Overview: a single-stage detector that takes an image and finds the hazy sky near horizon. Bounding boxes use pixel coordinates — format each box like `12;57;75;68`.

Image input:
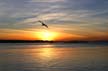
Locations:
0;0;108;40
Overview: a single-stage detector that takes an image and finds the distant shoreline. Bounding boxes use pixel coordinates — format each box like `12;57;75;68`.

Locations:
0;40;108;43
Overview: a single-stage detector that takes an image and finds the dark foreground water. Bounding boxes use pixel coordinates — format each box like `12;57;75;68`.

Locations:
0;43;108;71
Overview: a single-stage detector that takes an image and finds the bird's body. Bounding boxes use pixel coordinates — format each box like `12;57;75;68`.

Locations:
38;20;48;28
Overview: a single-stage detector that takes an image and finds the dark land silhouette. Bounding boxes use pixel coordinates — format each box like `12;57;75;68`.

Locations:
0;40;108;44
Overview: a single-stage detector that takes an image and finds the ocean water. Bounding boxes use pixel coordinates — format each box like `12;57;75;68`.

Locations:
0;43;108;71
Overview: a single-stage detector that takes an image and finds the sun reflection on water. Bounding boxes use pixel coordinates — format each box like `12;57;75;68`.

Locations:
31;47;60;67
26;46;79;68
40;48;54;58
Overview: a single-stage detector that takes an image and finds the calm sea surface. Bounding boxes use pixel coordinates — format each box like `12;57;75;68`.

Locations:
0;43;108;71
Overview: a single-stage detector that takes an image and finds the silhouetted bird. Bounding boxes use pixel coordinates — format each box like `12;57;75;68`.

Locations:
38;20;48;28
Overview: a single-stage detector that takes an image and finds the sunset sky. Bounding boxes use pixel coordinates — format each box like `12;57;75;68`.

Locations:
0;0;108;41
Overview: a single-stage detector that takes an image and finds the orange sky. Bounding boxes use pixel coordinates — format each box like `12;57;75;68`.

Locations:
0;29;108;41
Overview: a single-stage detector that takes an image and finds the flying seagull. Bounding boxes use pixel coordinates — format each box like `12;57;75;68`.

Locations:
38;20;48;28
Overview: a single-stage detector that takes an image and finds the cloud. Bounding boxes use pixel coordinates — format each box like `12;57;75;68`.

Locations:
0;0;108;40
29;0;66;3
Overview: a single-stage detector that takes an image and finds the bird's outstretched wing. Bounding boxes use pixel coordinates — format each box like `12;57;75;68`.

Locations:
38;20;48;28
43;24;48;28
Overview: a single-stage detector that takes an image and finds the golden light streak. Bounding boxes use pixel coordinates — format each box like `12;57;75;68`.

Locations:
35;30;58;41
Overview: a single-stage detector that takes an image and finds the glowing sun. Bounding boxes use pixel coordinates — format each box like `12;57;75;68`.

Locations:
36;31;57;41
